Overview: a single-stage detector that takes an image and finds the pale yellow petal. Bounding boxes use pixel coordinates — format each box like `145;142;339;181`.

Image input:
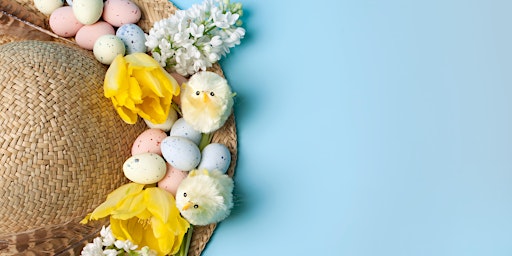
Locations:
125;52;161;69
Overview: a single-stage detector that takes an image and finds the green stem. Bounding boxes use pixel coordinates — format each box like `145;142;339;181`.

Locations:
176;225;194;256
199;133;213;151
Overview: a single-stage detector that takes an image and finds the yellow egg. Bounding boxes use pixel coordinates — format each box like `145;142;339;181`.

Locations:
93;35;125;65
72;0;103;25
123;153;167;184
34;0;64;15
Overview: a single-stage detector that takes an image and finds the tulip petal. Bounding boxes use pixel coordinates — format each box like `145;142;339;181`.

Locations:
153;68;180;96
144;188;172;223
111;191;146;220
104;54;128;98
89;183;144;220
113;103;138;124
125;52;161;69
132;69;165;97
137;97;167;124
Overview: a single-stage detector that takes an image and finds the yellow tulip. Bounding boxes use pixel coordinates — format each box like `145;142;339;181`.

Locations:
104;53;180;124
81;183;190;256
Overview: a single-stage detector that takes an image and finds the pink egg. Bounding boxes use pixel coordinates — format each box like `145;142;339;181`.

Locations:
49;6;83;37
158;164;188;197
103;0;142;27
75;21;115;50
131;128;168;156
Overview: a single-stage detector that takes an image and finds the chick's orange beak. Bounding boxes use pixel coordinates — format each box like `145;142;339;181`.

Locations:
202;93;209;103
182;202;193;211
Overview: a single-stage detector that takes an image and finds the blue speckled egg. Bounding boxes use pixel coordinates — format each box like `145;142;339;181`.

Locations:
170;118;202;145
161;136;201;171
116;24;147;55
197;143;231;173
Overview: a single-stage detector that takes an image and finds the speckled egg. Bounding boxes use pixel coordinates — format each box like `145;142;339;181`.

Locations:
161;136;201;171
116;24;147;55
123;153;167;184
34;0;64;15
49;6;83;37
170;118;202;145
75;21;115;50
131;128;168;156
73;0;104;25
93;34;125;64
144;107;178;132
197;143;231;173
103;0;142;27
158;164;188;196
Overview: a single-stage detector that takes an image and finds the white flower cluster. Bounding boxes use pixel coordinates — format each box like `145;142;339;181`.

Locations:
145;0;245;76
81;226;157;256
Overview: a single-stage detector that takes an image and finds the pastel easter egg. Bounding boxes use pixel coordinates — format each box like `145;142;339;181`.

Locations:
131;128;168;156
103;0;142;27
161;136;201;171
197;143;231;173
93;35;125;64
143;107;178;132
49;6;83;37
73;0;104;25
170;118;202;145
75;21;115;50
123;153;167;184
116;24;147;55
34;0;64;15
158;164;188;196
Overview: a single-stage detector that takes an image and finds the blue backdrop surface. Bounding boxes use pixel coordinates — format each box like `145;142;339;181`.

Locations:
171;0;512;255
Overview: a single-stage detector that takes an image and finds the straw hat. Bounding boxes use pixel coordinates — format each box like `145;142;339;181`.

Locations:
0;0;237;255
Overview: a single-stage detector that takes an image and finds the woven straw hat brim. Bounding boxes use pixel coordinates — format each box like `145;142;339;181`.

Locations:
0;0;238;255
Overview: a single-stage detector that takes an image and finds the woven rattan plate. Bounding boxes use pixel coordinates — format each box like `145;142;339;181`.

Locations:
0;0;237;255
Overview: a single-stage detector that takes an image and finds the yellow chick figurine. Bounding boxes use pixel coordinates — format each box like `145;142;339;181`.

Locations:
180;71;234;133
175;169;234;226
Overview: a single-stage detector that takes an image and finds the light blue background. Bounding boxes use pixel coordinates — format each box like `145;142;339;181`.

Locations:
172;0;512;255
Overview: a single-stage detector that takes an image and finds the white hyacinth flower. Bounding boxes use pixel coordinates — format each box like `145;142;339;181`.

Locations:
146;0;245;76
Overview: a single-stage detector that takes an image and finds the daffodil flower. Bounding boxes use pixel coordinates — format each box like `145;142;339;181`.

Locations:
104;53;180;124
81;183;190;256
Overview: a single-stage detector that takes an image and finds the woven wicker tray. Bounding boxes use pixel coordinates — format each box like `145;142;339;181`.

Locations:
0;0;237;255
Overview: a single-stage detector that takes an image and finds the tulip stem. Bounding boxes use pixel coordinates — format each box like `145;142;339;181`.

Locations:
177;225;194;256
199;133;213;151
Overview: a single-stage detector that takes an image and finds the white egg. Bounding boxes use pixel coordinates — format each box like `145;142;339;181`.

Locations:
123;153;167;184
143;107;178;132
161;136;201;171
197;143;231;173
116;24;147;55
72;0;103;25
170;118;202;145
34;0;64;15
93;35;125;65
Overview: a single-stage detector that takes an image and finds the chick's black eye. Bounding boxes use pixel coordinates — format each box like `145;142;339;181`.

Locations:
209;92;215;96
183;192;187;197
193;204;199;209
195;91;200;96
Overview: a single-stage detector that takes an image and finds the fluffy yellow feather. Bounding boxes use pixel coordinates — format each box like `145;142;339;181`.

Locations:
175;169;234;226
180;71;234;133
